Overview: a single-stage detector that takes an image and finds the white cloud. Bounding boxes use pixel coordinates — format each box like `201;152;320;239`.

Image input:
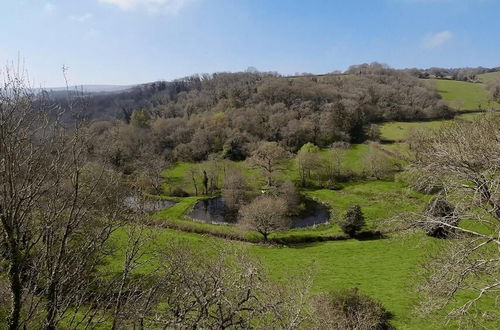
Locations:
421;30;453;50
69;13;94;22
98;0;195;14
44;3;56;13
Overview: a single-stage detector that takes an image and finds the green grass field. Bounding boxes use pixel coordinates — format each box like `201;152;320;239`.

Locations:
109;225;499;329
379;112;489;141
307;180;428;229
426;79;500;110
478;71;500;83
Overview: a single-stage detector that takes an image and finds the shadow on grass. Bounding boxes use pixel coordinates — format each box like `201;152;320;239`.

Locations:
271;234;348;247
283;230;387;248
354;230;387;241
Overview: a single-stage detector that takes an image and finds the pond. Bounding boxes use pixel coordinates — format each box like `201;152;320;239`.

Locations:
124;196;177;213
187;196;330;228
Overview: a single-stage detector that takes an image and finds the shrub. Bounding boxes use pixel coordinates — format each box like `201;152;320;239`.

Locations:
169;187;189;197
423;197;458;238
338;205;365;237
312;288;392;330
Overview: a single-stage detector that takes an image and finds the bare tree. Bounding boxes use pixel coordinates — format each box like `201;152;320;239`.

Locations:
366;123;381;141
247;142;289;187
0;68;126;329
221;168;251;211
110;225;158;330
297;142;322;187
277;180;301;215
238;195;291;240
321;144;348;186
363;143;395;179
398;115;500;323
487;78;500;103
148;240;311;329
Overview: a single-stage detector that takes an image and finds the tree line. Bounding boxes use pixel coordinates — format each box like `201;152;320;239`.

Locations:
75;63;454;170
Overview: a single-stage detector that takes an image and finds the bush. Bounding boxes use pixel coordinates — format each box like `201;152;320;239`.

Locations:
169;187;189;197
338;205;365;237
313;288;392;330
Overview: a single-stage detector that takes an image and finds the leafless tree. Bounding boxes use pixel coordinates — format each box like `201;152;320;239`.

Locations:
221;168;251;211
238;195;291;240
110;225;158;330
277;180;301;215
363;142;395;179
247;142;289;187
297;142;322;187
396;115;500;323
148;240;312;329
320;144;348;186
0;68;127;329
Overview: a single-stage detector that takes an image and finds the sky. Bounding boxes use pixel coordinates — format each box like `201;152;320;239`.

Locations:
0;0;499;87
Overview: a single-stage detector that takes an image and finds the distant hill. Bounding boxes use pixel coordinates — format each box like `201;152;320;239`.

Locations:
41;84;134;94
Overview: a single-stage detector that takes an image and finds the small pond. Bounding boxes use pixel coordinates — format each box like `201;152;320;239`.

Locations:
124;196;177;213
188;196;330;228
188;197;238;224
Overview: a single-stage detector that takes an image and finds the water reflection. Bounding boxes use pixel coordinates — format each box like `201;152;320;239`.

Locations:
188;196;330;228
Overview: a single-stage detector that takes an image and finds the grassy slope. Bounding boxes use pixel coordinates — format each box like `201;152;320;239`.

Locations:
380;78;499;141
307;181;428;229
253;233;438;329
379;112;487;142
428;79;500;110
108;225;437;327
478;71;500;83
110;225;498;329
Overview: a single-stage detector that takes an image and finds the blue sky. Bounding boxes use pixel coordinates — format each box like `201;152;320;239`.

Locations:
1;0;499;86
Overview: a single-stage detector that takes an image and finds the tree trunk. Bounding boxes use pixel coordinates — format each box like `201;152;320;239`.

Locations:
7;240;22;330
202;170;208;195
45;281;58;330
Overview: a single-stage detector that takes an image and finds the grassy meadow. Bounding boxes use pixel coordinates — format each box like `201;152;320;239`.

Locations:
426;78;500;110
478;71;500;83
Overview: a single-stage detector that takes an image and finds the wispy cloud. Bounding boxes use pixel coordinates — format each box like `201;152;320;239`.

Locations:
69;13;94;22
98;0;195;15
44;3;56;14
421;30;453;50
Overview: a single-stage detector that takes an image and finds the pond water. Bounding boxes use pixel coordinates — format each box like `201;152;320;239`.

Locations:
188;197;238;224
188;196;330;228
124;196;177;213
292;198;331;228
